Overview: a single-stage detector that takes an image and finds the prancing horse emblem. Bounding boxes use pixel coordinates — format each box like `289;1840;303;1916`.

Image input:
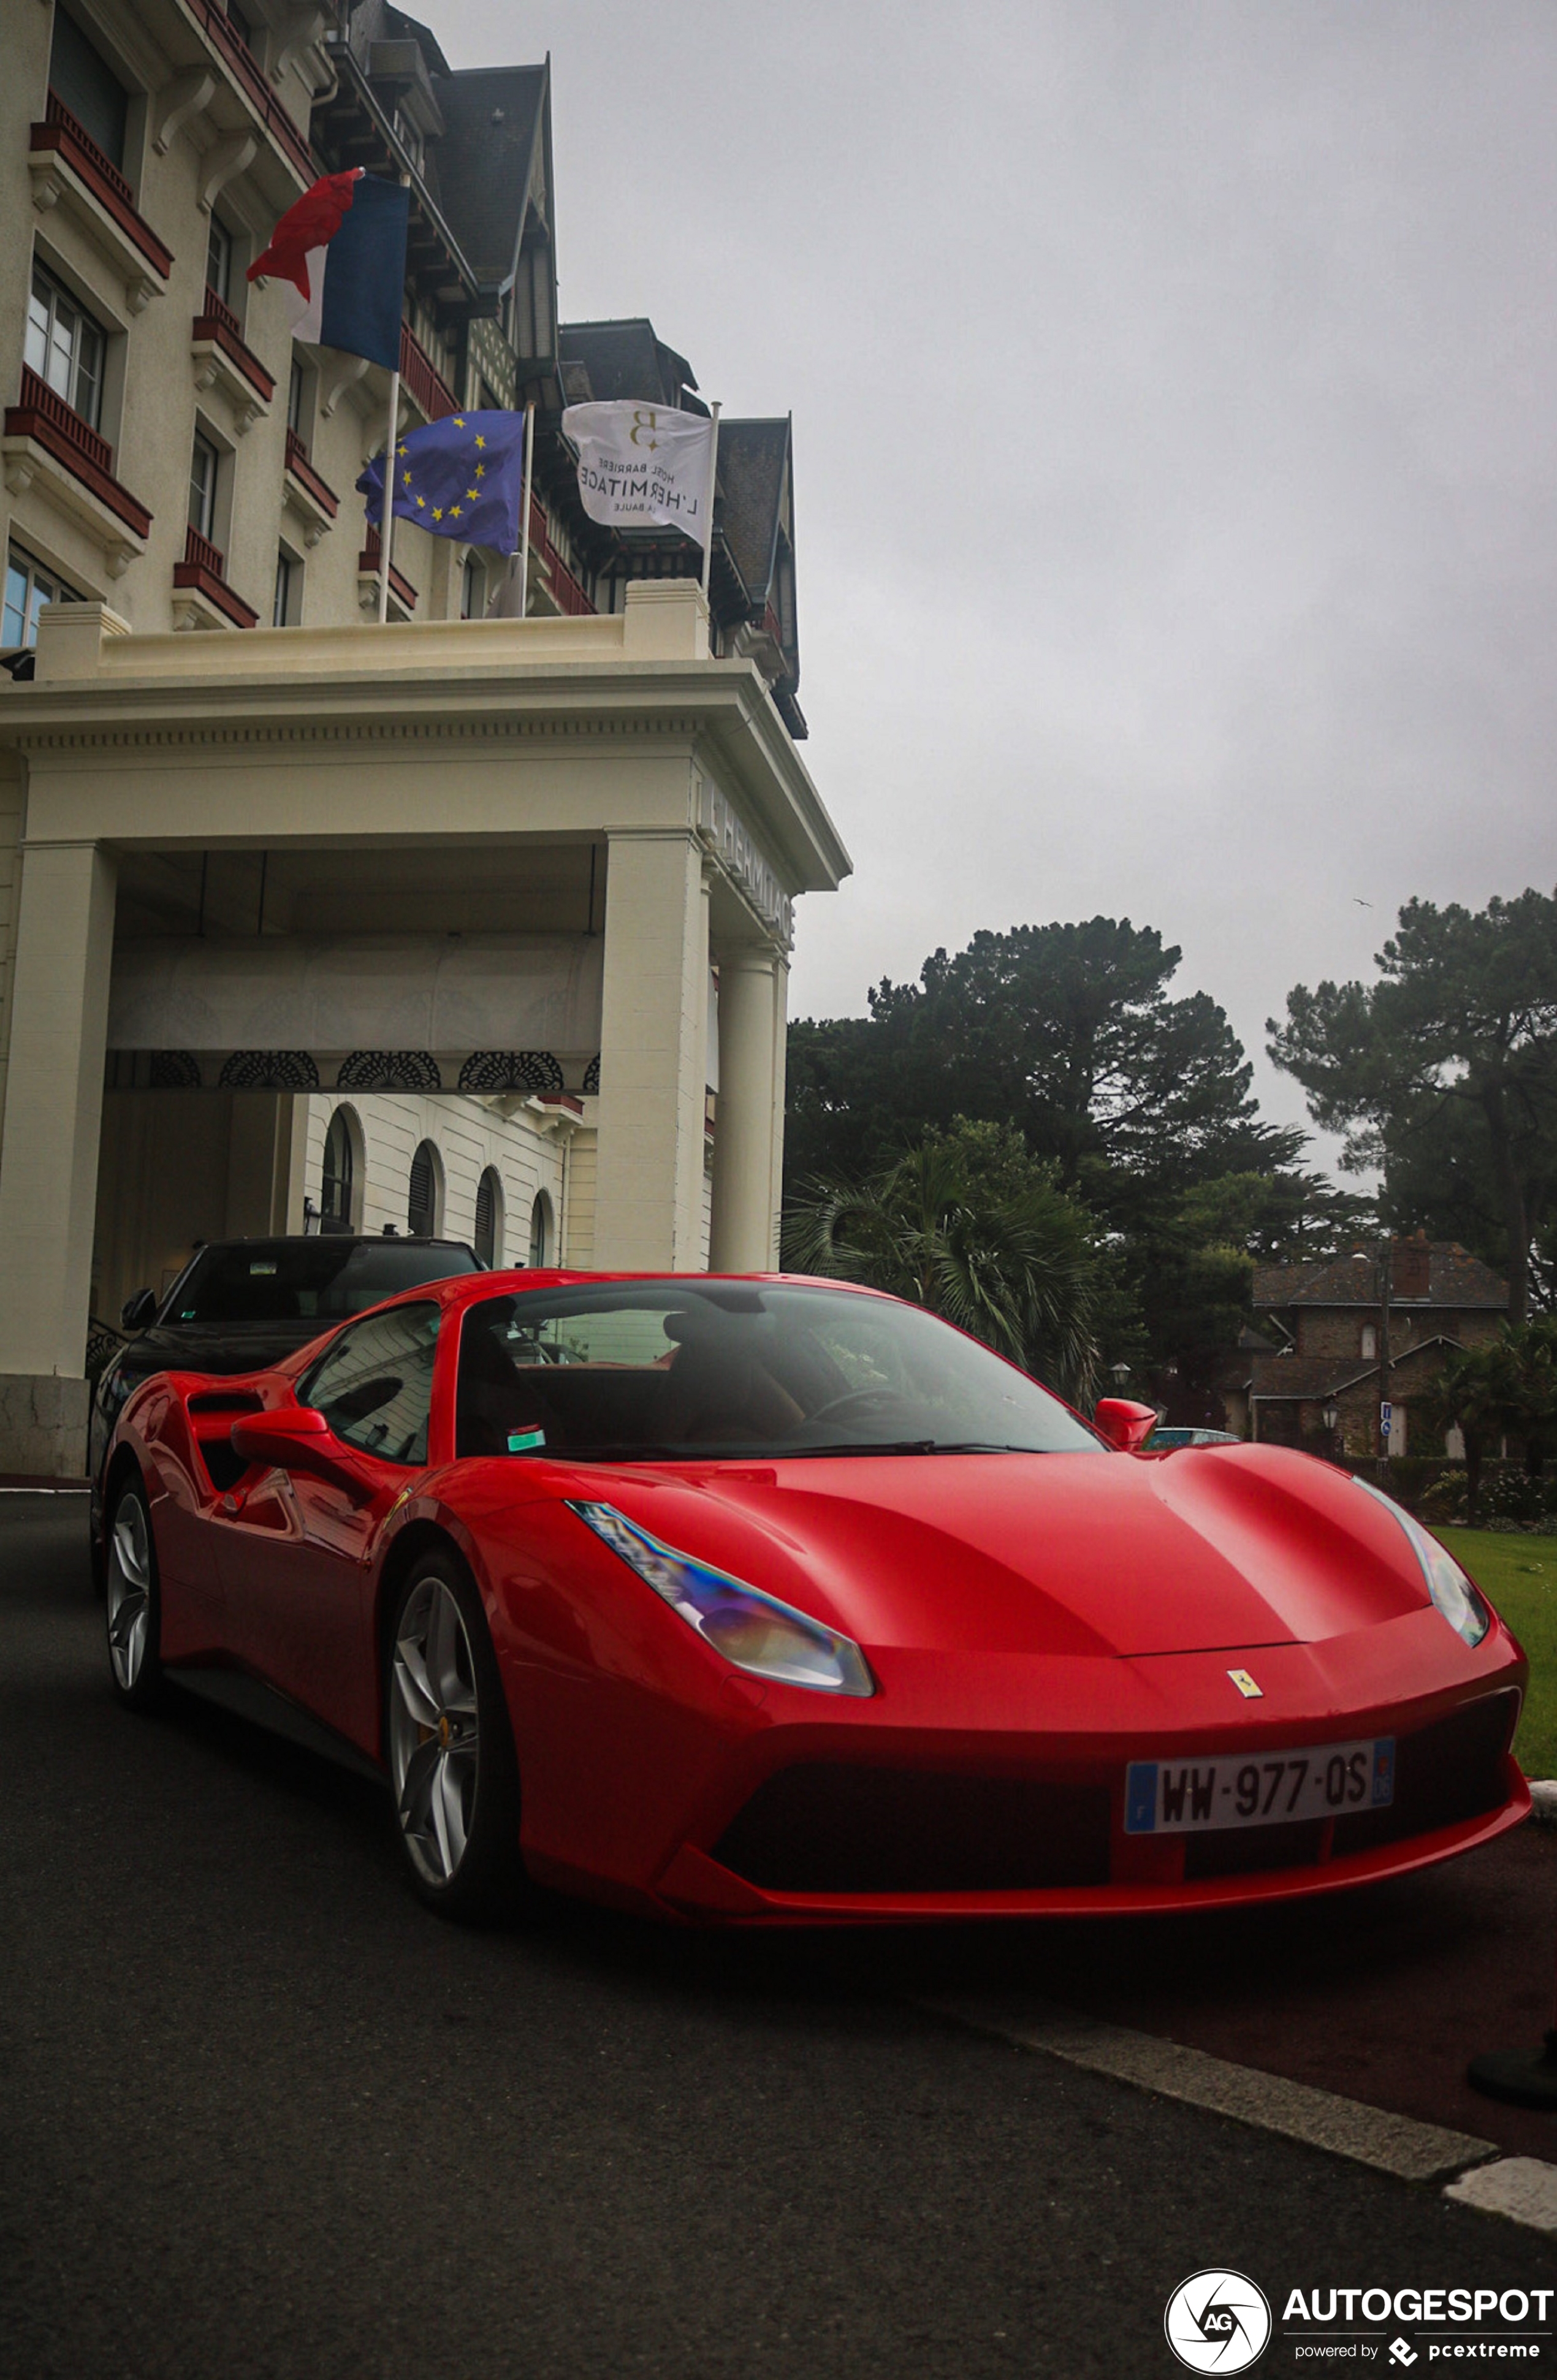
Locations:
1227;1668;1263;1698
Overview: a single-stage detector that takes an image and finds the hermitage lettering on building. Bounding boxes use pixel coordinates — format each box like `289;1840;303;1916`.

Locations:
0;0;848;1474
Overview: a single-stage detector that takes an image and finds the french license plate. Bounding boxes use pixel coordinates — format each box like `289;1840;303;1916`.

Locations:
1124;1737;1395;1835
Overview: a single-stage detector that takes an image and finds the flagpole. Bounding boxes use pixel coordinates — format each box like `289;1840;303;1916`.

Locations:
377;363;400;625
699;399;721;602
516;399;535;619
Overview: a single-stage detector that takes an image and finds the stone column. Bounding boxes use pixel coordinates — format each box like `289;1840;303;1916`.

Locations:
225;1094;308;1237
592;829;710;1270
0;840;118;1472
709;943;782;1274
767;950;790;1268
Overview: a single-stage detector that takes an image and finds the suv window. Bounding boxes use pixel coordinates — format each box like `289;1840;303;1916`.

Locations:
302;1304;440;1466
167;1239;476;1325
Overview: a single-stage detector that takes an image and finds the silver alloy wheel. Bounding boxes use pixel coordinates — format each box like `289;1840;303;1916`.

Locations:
389;1576;481;1886
106;1492;152;1690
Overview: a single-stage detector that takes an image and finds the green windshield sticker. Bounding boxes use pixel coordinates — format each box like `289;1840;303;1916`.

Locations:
507;1428;546;1453
249;1261;278;1276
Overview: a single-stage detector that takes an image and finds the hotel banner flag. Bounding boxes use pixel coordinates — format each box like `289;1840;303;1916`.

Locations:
561;400;717;545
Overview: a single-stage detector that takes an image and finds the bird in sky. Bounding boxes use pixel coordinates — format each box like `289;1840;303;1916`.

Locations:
1353;898;1372;908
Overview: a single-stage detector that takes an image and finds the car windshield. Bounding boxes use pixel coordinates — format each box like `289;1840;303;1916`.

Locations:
455;1280;1102;1461
167;1241;478;1326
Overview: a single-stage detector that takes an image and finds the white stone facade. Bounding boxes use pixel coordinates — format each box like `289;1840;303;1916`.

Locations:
0;585;847;1470
0;6;848;1472
295;1088;577;1266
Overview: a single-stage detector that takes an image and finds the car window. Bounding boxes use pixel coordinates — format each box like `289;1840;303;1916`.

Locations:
302;1303;441;1466
454;1280;1102;1461
167;1241;477;1325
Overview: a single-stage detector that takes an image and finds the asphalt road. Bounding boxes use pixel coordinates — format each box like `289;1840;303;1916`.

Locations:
5;1496;1557;2380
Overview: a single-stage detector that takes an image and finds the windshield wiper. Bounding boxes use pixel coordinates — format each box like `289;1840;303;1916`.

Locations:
784;1439;1037;1458
520;1439;1043;1464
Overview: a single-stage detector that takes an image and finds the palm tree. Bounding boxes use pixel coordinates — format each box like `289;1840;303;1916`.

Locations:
783;1128;1101;1402
1420;1323;1557;1519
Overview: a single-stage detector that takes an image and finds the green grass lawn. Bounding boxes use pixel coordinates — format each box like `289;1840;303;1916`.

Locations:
1439;1526;1557;1781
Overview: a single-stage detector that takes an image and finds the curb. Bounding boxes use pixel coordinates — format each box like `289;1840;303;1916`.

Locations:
912;1991;1557;2240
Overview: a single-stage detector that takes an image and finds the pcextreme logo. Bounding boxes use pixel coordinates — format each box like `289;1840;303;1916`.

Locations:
1165;2270;1273;2373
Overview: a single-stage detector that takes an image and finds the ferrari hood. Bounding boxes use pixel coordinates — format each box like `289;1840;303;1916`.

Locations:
593;1448;1431;1660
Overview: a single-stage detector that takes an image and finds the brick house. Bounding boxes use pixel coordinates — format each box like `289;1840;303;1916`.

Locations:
1226;1236;1509;1456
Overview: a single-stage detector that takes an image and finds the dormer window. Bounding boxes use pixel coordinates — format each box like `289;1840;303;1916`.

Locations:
394;107;424;170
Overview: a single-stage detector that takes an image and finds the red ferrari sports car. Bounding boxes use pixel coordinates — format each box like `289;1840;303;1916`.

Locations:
101;1268;1529;1925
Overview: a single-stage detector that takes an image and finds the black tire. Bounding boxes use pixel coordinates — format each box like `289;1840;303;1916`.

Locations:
105;1475;164;1711
384;1550;523;1923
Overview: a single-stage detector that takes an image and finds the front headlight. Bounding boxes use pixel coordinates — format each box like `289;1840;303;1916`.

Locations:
1353;1477;1491;1648
568;1501;875;1697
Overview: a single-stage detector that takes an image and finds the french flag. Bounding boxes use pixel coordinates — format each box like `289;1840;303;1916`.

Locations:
247;170;409;370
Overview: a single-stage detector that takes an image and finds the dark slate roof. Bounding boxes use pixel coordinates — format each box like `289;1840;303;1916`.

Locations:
428;64;548;284
558;319;705;413
1248;1335;1480;1401
1252;1260;1325;1306
1252;1242;1509;1311
1249;1355;1365;1401
717;417;788;610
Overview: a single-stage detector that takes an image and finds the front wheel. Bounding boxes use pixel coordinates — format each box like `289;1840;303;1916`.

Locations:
105;1477;163;1709
385;1553;523;1923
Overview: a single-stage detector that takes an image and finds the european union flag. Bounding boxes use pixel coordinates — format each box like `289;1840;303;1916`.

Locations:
357;409;527;551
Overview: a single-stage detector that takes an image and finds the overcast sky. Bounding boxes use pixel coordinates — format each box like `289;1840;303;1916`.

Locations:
450;1;1557;1163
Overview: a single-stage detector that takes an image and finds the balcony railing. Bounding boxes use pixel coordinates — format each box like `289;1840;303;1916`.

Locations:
192;284;275;402
359;528;417;611
31;94;173;279
398;322;458;424
179;0;314;181
173;522;258;628
284;427;338;518
528;494;594;617
183;525;224;577
3;365;152;537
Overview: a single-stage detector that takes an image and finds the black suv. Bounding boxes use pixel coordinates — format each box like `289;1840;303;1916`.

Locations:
89;1234;481;1530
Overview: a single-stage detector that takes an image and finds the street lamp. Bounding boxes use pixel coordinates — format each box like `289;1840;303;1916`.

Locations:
1111;1361;1132;1391
1321;1396;1339;1464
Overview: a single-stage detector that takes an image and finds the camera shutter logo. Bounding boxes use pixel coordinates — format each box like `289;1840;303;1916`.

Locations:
1164;2270;1272;2373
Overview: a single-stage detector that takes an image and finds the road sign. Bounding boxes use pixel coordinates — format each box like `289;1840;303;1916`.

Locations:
1380;1401;1393;1428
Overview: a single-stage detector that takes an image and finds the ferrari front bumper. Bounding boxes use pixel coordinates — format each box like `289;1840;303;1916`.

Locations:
636;1622;1530;1925
652;1761;1531;1923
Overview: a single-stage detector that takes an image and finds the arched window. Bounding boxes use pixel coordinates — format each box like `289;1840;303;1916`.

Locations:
321;1107;356;1234
408;1140;443;1238
528;1190;552;1268
473;1167;503;1267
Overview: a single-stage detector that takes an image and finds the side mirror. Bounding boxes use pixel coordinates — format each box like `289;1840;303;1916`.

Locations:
1093;1397;1159;1454
121;1288;157;1333
229;1404;362;1488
